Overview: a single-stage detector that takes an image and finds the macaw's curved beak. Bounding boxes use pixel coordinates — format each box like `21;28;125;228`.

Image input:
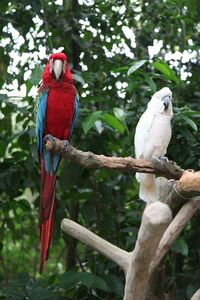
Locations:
162;96;171;110
52;59;64;80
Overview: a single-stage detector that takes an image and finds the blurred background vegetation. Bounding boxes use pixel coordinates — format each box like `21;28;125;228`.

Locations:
0;0;200;299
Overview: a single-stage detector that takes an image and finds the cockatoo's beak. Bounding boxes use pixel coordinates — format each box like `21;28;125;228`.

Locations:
162;96;171;110
50;59;66;80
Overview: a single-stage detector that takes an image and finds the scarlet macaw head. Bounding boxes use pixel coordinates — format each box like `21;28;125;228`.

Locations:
49;53;67;81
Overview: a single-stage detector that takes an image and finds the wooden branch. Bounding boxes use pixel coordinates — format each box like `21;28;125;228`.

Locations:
46;136;200;298
173;170;200;198
191;288;200;300
123;202;172;300
61;218;131;273
156;171;200;209
150;197;200;274
44;135;183;179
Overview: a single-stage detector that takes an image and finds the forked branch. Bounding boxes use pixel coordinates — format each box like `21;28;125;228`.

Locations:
61;218;131;273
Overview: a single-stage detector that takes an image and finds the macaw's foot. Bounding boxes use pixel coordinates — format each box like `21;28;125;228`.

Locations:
63;140;69;151
43;134;55;150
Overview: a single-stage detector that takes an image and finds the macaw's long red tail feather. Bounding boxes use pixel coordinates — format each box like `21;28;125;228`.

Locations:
39;158;57;273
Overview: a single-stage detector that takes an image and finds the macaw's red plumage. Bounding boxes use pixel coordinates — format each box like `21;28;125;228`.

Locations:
36;52;79;273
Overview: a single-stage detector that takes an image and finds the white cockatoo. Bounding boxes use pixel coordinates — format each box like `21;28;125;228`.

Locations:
134;87;173;202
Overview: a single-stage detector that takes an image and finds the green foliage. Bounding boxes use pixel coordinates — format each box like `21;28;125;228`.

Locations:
0;0;200;299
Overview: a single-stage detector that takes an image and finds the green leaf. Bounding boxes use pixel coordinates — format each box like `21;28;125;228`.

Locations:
58;271;80;289
171;238;188;257
182;115;198;131
82;111;103;134
127;60;147;76
72;73;85;85
101;113;125;134
30;66;43;85
112;66;129;73
144;74;157;92
79;272;108;291
60;162;84;190
58;271;108;292
103;274;124;296
0;140;7;157
152;60;180;83
113;107;126;122
29;286;59;300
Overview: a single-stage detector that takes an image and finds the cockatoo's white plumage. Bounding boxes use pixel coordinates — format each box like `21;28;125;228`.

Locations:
134;87;173;202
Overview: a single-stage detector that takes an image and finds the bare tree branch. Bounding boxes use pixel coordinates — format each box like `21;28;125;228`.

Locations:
150;197;200;275
44;135;183;179
123;202;172;300
61;218;131;273
46;135;200;298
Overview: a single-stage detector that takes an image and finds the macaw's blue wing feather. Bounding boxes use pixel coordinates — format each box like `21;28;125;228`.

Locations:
36;91;61;175
69;94;79;140
43;149;61;175
36;92;48;161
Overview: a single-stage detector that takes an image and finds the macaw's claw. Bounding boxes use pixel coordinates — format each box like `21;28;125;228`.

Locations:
43;134;55;150
63;140;69;151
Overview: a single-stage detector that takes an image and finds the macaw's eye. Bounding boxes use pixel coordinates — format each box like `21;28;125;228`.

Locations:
50;59;54;73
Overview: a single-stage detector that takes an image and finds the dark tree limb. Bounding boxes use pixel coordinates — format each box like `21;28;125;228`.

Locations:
44;135;183;179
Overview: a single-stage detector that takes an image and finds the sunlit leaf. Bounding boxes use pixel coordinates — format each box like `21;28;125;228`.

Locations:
72;73;85;85
113;107;126;122
82;111;103;134
101;113;125;134
152;59;180;83
127;60;147;76
181;115;198;131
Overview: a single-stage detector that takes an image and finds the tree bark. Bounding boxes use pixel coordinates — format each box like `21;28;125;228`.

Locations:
44;136;183;179
149;197;200;275
123;202;172;300
61;218;131;272
44;135;200;299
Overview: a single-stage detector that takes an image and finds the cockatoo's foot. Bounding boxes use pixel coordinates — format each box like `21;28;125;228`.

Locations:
151;156;160;163
63;140;69;151
152;156;169;163
159;156;169;163
43;134;55;150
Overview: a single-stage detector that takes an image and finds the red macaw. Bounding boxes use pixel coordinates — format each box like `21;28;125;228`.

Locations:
36;52;79;273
